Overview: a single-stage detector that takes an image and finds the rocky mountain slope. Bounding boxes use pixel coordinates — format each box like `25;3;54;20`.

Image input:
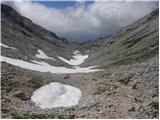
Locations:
1;4;78;68
1;4;159;119
81;9;158;69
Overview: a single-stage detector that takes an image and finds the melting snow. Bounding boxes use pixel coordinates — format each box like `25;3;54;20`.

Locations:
73;50;79;55
0;43;16;50
36;49;56;61
58;50;88;66
1;56;101;74
31;82;82;109
86;50;90;52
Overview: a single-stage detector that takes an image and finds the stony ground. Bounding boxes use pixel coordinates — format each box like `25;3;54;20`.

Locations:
1;55;158;119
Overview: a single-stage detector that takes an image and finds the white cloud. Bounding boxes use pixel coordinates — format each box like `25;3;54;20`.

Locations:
7;1;158;42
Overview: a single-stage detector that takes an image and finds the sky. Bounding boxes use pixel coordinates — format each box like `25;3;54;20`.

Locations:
33;1;94;9
2;0;159;42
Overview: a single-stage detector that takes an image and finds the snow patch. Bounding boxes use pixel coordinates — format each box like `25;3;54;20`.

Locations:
73;50;79;55
1;56;101;74
58;50;88;66
36;49;56;61
86;50;90;52
0;43;16;50
31;82;82;109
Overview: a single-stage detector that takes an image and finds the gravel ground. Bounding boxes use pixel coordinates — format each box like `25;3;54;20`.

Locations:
1;55;158;119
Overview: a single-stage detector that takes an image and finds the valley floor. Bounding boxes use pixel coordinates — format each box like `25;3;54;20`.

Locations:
1;55;158;119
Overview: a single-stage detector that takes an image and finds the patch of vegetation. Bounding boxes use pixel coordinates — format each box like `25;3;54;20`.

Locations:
56;114;76;119
94;82;118;95
128;107;136;112
145;101;159;118
134;97;143;103
149;102;159;110
64;74;70;79
105;34;159;68
1;107;9;114
25;76;44;89
30;114;49;119
132;83;138;89
57;114;65;119
123;35;145;48
11;113;49;119
106;91;117;96
110;41;158;66
122;30;157;48
92;78;97;81
11;112;76;119
21;30;32;38
101;73;112;79
152;88;158;98
118;74;134;85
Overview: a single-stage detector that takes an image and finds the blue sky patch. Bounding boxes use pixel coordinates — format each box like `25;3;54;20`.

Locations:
32;1;94;9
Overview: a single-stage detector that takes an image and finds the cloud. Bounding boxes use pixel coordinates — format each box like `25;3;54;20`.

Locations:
6;0;158;42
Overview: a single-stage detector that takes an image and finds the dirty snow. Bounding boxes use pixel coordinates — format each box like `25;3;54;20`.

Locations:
58;50;88;66
0;43;16;50
36;49;56;60
31;82;82;109
86;50;90;53
1;56;101;74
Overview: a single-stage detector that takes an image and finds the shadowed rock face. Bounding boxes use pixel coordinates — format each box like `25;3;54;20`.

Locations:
1;4;159;119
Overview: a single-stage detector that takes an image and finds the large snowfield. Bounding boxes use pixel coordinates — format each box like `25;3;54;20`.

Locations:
31;82;82;109
1;48;101;74
1;56;101;74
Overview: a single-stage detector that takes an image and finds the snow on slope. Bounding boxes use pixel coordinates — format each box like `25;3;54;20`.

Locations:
36;49;56;60
86;50;90;53
0;43;16;50
31;82;82;109
58;50;88;66
1;56;101;74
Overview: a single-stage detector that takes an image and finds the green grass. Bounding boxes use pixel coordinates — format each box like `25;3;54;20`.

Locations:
94;82;118;95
